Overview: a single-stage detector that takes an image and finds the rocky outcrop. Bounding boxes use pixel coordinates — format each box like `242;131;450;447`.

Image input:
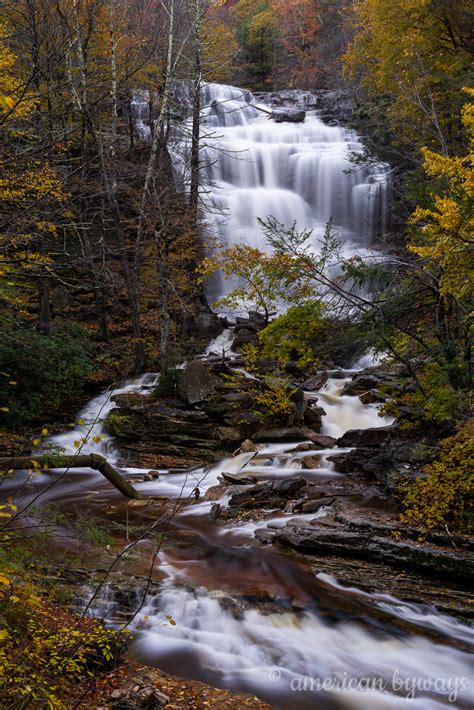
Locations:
272;512;474;583
176;360;220;405
316;90;355;125
105;396;223;465
336;424;398;448
105;344;326;466
330;426;441;492
232;312;267;349
303;402;326;430
253;88;355;124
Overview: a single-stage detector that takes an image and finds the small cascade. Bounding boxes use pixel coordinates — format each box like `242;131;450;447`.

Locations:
46;373;159;465
319;377;392;439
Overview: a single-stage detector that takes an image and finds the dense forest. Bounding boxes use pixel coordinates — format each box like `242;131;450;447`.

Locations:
0;1;473;707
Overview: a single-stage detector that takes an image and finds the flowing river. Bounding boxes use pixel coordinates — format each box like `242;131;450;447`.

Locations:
11;85;474;707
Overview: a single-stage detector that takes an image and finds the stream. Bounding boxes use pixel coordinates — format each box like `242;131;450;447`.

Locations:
13;336;473;709
12;85;474;707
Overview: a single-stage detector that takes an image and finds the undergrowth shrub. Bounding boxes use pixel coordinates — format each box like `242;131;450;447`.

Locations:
0;509;128;708
401;420;474;533
0;322;92;427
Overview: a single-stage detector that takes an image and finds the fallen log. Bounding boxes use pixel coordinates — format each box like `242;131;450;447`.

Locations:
0;453;141;500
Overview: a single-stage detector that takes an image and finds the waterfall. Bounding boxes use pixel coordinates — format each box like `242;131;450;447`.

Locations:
174;84;389;276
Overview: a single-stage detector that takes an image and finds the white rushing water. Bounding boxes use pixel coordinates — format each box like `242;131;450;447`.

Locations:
34;331;473;709
30;88;473;708
168;83;389;303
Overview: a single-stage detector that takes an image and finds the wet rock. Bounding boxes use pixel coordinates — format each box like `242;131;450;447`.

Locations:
221;472;258;485
309;434;336;449
291;442;313;452
254;427;312;443
228;477;307;509
300;455;321;469
177;360;220;405
236;439;257;454
274;515;474;582
271;108;306;123
359;390;381;404
329;433;441;492
342;374;381;396
336;424;398;448
316;90;355;125
300;496;336;513
302;371;329;391
303;403;325;431
254;528;275;545
105;396;222;464
143;473;158;481
209;503;221;523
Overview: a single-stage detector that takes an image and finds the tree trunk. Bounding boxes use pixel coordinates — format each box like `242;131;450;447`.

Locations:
189;45;201;215
38;272;51;335
1;454;141;500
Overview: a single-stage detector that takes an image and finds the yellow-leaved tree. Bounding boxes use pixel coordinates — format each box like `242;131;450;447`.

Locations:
343;0;472;154
409;90;474;301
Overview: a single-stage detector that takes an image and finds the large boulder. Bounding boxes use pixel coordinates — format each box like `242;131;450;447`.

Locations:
303;403;326;431
271;109;306;123
336;424;398;448
177;360;220;405
342;374;382;396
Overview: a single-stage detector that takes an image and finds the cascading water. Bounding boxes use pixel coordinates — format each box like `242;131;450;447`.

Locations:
17;88;472;708
170;83;389;304
13;330;472;708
